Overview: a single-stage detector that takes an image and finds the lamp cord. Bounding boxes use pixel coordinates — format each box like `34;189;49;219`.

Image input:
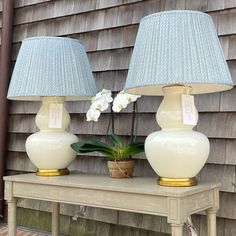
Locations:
186;216;198;236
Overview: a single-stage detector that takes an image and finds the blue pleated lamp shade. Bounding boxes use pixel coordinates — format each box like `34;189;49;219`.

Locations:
7;37;97;101
125;10;233;95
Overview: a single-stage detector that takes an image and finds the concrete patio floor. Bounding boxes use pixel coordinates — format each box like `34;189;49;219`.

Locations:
0;224;50;236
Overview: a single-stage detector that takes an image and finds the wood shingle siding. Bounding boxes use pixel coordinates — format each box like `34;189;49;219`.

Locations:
4;0;236;235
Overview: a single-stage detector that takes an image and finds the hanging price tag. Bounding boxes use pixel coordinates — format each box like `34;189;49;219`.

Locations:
48;103;63;128
181;94;197;125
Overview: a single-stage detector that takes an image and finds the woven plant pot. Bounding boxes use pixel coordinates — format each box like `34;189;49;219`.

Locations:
108;160;135;178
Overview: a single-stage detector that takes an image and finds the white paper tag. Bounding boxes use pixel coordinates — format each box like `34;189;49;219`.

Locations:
181;94;197;125
48;103;63;128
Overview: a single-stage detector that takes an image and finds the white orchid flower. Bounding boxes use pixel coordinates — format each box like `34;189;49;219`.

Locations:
91;98;109;112
112;93;129;111
101;89;111;95
112;103;123;112
93;89;112;100
112;91;141;112
126;93;141;102
99;89;113;103
118;90;141;102
86;108;101;122
91;89;113;112
93;91;103;100
112;95;128;112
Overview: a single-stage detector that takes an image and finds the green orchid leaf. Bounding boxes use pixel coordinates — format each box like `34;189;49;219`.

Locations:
110;133;123;147
72;140;112;151
122;141;145;158
71;141;117;160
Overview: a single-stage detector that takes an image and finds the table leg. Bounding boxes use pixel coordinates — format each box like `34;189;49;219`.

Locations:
206;209;217;236
7;199;16;236
171;223;183;236
52;202;60;236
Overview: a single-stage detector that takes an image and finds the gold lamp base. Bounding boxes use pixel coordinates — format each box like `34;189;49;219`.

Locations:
36;168;69;177
158;177;197;187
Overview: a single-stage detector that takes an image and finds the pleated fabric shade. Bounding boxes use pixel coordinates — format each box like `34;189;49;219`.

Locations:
125;10;233;95
7;36;97;101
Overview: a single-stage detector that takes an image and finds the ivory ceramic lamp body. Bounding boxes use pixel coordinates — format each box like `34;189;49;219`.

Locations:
7;37;97;176
125;11;233;186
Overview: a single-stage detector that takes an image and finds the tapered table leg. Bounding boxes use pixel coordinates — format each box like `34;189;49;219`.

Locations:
52;202;60;236
171;223;183;236
207;209;217;236
7;199;16;236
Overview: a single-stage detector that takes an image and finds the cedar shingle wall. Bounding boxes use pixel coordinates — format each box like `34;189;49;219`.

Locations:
4;0;236;235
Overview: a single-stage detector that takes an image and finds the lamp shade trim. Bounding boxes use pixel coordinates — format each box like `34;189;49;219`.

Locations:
7;36;97;101
125;83;233;95
125;10;233;95
140;10;211;23
23;36;85;46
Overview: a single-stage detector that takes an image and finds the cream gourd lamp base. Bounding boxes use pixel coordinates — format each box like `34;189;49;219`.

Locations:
26;97;78;176
125;11;233;186
145;85;209;186
7;37;97;176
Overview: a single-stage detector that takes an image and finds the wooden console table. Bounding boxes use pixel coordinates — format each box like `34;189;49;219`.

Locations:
4;172;220;236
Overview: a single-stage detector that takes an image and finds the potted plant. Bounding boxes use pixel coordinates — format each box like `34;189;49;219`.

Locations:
71;133;144;178
71;89;144;178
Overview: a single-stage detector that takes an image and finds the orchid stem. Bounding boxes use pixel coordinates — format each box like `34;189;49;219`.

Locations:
130;101;136;143
111;107;115;134
111;92;115;134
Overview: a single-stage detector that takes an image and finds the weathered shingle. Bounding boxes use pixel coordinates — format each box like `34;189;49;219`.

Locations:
207;0;225;11
185;0;207;11
218;8;236;35
14;0;51;8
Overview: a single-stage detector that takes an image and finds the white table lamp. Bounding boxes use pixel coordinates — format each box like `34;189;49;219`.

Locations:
125;11;233;186
7;37;97;176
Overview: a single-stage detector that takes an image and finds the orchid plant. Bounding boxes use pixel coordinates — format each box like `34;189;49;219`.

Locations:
71;89;145;161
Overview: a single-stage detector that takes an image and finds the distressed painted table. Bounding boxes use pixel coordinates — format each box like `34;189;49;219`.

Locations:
4;172;220;236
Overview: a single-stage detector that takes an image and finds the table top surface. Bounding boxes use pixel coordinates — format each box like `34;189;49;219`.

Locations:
4;172;220;197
